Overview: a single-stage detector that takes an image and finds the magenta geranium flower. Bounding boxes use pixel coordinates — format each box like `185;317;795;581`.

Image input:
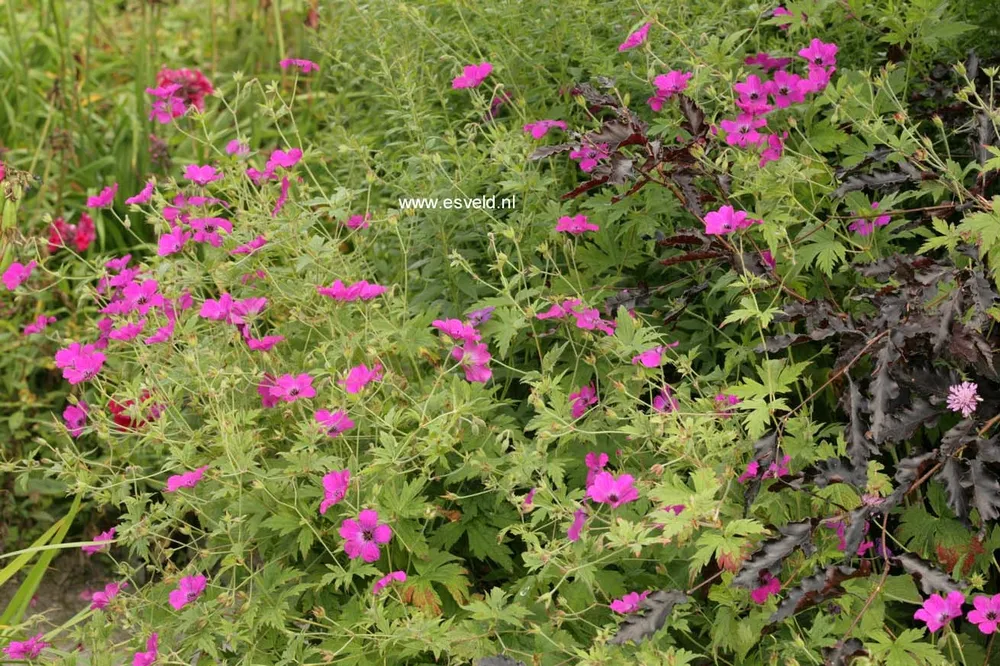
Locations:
199;293;235;322
157;67;214;112
451;341;493;383
744;52;792;71
271;373;316;402
610;590;650;613
798;38;838;68
523;120;568;139
523;488;537;509
750;572;781;604
569;383;598;419
648;71;693;111
556;214;599;235
967;594;1000;634
947;381;982;417
759;133;786;167
653;386;679;413
258;373;280;408
90;581;128;610
272;176;292;217
122;279;165;315
587;471;639;508
318;280;387;302
720;114;768;148
110;320;147;342
226;139;250;156
266;147;303;172
339;509;392;562
147;83;186;123
345;213;371;229
567;507;588;541
733;74;771;115
738;460;760;483
280;58;320;73
86;183;118;208
569;143;610;172
125;179;156;205
189;217;232;246
618;22;651;52
585;451;609;486
451;62;492;89
767;71;807;108
631;346;665;368
83;527;116;555
432;318;481;343
3;633;50;660
158;226;192;256
372;570;407;596
63;401;89;438
848;201;892;236
703;205;760;235
184;164;222;186
320;469;351;514
245;334;284;351
168;574;207;610
3;260;36;290
914;591;965;632
133;633;159;666
55;342;106;384
339;363;384;394
23;314;56;336
165;466;209;493
231;235;267;255
772;6;794;28
536;298;582;320
316;409;355;438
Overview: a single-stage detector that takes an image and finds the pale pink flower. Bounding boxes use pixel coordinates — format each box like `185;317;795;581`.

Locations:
947;381;982;418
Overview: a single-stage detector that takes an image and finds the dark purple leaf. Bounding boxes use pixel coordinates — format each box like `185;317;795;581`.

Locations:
733;520;815;589
969;460;1000;521
529;143;577;160
768;564;863;624
677;94;705;137
868;341;901;444
894;552;964;595
822;638;867;666
608;590;689;645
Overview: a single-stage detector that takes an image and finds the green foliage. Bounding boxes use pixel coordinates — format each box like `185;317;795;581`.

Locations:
2;0;1000;664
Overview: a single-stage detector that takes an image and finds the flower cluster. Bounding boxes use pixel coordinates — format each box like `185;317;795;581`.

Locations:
536;298;616;336
47;213;96;253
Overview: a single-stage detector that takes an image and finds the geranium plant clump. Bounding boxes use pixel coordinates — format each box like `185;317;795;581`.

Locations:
3;0;1000;664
